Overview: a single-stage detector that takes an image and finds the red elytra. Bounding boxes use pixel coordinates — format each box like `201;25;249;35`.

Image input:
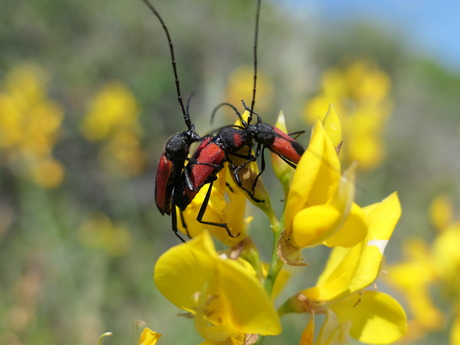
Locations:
155;154;173;215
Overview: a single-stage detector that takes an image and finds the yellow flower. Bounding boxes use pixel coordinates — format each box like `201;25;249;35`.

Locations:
430;194;454;232
81;81;147;176
385;238;443;342
301;192;401;300
279;119;366;264
81;82;139;141
79;213;132;256
225;66;274;114
270;111;296;197
177;166;251;247
304;60;392;170
386;195;460;343
432;222;460;296
0;64;65;188
154;232;281;343
282;193;405;344
30;157;65;188
101;129;147;176
138;328;162;345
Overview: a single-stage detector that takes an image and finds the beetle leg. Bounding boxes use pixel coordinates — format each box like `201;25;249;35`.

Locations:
275;153;297;168
229;151;264;203
251;145;266;194
179;209;191;238
288;130;305;139
171;203;187;242
196;180;239;238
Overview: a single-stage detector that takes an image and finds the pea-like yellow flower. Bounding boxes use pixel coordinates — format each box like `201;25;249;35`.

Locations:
301;192;401;301
282;192;406;344
304;60;392;171
154;231;281;343
279;118;366;264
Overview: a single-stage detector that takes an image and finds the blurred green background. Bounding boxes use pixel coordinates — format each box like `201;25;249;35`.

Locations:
1;0;459;344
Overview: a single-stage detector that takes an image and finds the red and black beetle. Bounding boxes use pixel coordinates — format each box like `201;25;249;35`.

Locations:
170;100;306;238
170;126;256;238
146;0;305;241
210;100;305;194
142;0;203;218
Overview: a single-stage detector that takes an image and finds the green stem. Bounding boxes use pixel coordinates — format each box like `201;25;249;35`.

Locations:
264;211;284;296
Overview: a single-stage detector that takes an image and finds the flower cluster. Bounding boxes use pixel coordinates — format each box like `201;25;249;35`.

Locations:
304;60;393;170
385;194;460;345
143;109;406;344
0;64;65;188
81;81;147;177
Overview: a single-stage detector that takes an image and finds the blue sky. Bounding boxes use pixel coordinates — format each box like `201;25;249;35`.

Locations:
280;0;460;71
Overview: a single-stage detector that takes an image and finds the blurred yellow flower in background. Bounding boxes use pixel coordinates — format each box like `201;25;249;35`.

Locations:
0;64;65;188
304;60;392;170
386;194;460;344
81;81;147;176
79;212;132;256
225;66;274;114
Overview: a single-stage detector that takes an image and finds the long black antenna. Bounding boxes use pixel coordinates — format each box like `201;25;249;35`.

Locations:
248;0;262;125
142;0;194;131
210;102;246;127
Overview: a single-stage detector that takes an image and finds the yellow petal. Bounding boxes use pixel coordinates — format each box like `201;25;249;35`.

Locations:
299;314;315;345
289;162;356;249
285;121;341;236
271;110;295;196
138;328;162;345
154;232;218;313
302;192;401;300
324;202;367;247
178;167;248;246
154;232;280;340
451;315;460;345
322;105;342;151
329;291;407;344
195;258;281;339
362;191;401;243
291;204;342;248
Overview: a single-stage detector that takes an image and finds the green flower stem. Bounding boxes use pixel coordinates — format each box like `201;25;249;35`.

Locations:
264;210;284;296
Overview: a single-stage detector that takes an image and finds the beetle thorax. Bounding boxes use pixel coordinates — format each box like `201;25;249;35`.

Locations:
216;127;251;153
247;122;276;146
164;131;193;160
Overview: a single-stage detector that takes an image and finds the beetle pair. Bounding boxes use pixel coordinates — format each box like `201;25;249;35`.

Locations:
145;0;305;241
